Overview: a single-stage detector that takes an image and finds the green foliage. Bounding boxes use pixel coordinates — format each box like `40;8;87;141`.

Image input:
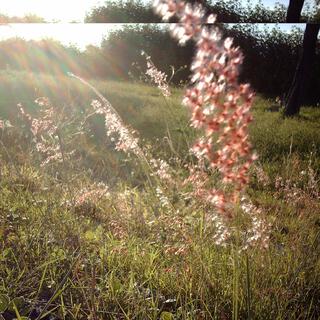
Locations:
0;155;319;318
0;71;319;164
0;295;9;313
250;101;320;162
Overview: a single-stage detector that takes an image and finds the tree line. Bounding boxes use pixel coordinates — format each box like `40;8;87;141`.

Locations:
85;0;319;23
1;0;318;23
85;0;320;117
0;25;319;109
0;13;46;23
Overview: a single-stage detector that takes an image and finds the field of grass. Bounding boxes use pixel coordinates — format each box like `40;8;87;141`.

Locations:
0;71;320;319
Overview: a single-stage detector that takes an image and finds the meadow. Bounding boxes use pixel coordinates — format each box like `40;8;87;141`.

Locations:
0;66;319;320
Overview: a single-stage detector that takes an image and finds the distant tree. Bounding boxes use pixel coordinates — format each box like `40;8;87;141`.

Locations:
0;37;87;76
0;13;46;23
97;25;193;80
85;0;161;22
284;23;320;116
192;0;316;22
187;0;242;22
223;25;303;96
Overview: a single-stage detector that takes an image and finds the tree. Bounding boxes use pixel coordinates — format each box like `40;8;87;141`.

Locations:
85;0;161;22
286;0;305;22
284;23;320;116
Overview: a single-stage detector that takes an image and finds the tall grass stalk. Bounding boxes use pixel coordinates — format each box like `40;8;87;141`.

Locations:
56;129;74;206
245;253;252;320
69;73;156;184
232;246;239;320
232;210;241;320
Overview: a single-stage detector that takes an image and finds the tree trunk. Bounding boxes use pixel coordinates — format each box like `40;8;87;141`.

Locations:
284;23;320;117
286;0;305;22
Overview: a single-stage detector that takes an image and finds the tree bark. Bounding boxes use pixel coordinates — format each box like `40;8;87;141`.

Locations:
284;23;320;117
286;0;305;22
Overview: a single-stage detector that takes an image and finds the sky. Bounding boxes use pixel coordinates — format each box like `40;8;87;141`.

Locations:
0;0;104;22
0;0;299;22
0;23;306;51
0;24;119;50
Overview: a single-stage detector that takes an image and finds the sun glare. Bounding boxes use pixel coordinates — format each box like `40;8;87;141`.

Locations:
0;24;120;50
0;0;104;22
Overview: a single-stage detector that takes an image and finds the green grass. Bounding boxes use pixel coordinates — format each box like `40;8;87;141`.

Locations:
1;70;320;162
0;71;319;319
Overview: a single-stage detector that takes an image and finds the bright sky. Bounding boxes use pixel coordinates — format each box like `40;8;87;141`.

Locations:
9;1;130;21
0;24;121;50
0;0;308;22
0;0;104;22
0;0;101;22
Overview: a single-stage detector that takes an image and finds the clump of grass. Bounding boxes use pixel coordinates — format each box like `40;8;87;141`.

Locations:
0;158;319;319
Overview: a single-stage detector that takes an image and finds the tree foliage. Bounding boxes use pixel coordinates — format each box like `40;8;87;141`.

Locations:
84;0;319;22
85;0;161;22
